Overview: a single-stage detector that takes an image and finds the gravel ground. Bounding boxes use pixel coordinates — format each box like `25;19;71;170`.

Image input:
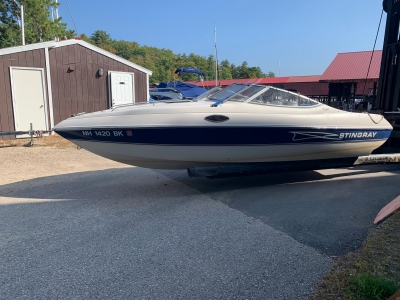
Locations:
0;146;332;299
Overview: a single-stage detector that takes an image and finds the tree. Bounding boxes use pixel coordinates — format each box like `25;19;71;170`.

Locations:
247;66;265;78
85;30;275;85
90;30;112;46
266;71;275;78
219;60;232;80
112;40;139;60
79;33;91;43
206;54;216;80
0;0;75;48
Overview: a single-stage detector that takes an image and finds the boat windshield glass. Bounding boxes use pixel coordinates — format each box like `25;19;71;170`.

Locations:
227;85;265;102
250;87;319;107
208;83;250;102
194;86;223;101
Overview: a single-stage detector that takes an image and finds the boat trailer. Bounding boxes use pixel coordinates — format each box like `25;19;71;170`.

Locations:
187;153;400;178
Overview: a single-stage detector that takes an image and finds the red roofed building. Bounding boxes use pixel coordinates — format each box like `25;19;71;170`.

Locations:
282;76;328;100
320;50;382;83
320;50;381;110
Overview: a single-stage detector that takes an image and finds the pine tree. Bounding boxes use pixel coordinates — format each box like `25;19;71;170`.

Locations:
0;0;75;48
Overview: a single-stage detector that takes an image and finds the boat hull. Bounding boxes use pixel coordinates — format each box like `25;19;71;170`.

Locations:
57;126;391;169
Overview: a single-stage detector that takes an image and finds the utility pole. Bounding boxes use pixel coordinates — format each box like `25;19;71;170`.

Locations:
214;26;217;87
21;5;25;45
278;61;280;77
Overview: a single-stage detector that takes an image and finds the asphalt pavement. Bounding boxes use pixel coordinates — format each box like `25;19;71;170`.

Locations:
159;163;400;256
1;163;399;299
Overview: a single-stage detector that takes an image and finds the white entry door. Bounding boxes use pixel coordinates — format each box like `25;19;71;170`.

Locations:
109;71;135;106
10;67;48;137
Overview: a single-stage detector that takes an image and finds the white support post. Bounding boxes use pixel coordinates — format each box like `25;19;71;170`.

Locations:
45;47;55;130
214;26;217;87
146;73;150;102
21;5;25;45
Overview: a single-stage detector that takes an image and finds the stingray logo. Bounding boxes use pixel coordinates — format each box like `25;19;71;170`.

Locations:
291;131;379;141
339;132;377;139
290;131;341;141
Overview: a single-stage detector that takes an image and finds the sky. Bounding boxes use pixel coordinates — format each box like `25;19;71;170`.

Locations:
58;0;386;77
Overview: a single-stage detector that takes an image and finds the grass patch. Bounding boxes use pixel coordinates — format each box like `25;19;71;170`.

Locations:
311;212;400;299
0;134;75;148
347;273;399;299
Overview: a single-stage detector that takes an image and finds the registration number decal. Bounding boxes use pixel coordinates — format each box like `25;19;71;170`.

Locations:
82;130;124;137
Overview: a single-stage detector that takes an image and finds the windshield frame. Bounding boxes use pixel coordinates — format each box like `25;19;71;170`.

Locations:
245;86;321;107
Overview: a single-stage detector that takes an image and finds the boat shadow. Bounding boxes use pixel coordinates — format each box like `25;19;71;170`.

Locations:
1;163;399;202
0;167;197;201
157;163;400;194
159;163;400;256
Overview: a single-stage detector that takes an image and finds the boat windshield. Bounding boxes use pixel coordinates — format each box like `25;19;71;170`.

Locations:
193;86;223;101
204;83;320;107
250;87;319;107
228;85;265;102
209;83;250;102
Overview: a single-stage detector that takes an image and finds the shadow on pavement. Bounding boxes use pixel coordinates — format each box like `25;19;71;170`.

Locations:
1;163;400;257
158;163;400;256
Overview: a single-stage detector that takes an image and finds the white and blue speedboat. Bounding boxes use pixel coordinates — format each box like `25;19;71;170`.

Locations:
54;84;392;170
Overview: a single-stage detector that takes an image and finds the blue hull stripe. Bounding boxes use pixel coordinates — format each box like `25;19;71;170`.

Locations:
55;127;392;146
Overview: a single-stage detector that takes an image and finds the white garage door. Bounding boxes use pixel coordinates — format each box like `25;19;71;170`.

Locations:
10;67;48;136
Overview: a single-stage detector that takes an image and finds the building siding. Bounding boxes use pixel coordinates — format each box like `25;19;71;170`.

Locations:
282;82;329;97
1;43;150;140
49;44;148;125
0;48;49;140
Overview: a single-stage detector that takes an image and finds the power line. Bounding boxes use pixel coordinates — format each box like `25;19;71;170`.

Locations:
363;9;384;95
64;0;78;36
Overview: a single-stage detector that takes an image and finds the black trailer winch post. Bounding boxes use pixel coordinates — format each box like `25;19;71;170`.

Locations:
0;123;53;145
28;123;34;147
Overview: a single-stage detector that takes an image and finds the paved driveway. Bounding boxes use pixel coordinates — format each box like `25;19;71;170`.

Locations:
1;148;399;299
159;163;400;256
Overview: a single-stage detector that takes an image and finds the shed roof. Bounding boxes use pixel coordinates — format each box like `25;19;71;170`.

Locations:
0;38;152;75
320;50;381;83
